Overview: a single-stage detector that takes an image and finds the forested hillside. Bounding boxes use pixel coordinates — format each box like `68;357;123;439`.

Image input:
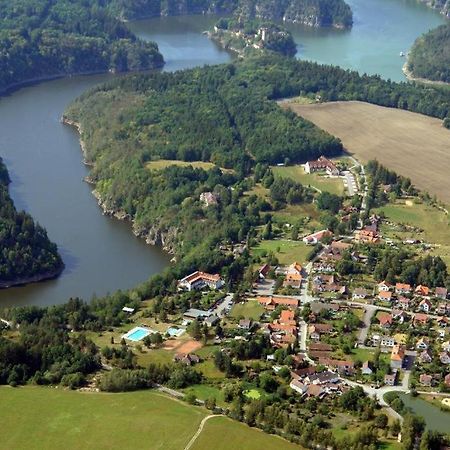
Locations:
0;0;163;94
407;23;450;83
64;55;450;271
0;159;63;287
109;0;353;28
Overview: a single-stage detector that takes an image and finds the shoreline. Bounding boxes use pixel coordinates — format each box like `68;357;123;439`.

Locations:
402;60;450;87
0;267;64;289
61;117;178;256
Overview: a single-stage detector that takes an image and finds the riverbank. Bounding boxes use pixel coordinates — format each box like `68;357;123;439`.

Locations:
0;267;64;289
402;59;450;86
61;116;178;256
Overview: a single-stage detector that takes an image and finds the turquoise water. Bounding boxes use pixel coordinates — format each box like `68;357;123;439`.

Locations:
167;327;185;337
126;327;150;341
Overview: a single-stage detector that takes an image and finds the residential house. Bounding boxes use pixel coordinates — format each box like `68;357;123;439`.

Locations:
183;308;211;322
397;297;411;310
303;229;333;245
353;288;368;300
435;287;448;300
419;374;432;387
304;156;339;176
354;228;380;244
413;313;429;327
418;298;432;313
319;358;355;376
361;361;373;375
437;316;449;328
284;262;303;288
309;342;333;352
305;370;340;385
442;341;450;353
380;335;396;347
437;303;449;315
179;271;224;291
309;324;333;341
415;285;430;297
238;319;253;330
200;191;218;207
384;374;396;386
204;314;220;327
257;296;299;311
418;349;433;364
290;379;308;395
258;263;271;280
395;283;411;295
174;353;200;366
378;291;393;302
378;313;393;329
390;344;406;370
392;309;406;324
439;352;450;365
416;337;430;350
378;281;392;292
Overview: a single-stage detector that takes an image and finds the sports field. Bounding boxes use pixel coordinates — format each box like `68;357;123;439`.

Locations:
283;101;450;204
0;387;302;450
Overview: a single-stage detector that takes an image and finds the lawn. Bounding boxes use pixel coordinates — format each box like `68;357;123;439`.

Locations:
0;387;205;450
231;300;264;320
195;360;226;380
182;384;226;406
253;239;311;265
272;203;322;229
272;165;344;196
350;347;375;363
191;416;303;450
244;389;262;399
283;100;450;205
136;347;175;366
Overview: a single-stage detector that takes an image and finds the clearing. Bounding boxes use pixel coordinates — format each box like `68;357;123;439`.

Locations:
283;101;450;205
231;300;265;320
146;159;230;172
252;239;311;265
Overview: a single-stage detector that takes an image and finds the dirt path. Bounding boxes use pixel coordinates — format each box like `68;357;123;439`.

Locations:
184;415;224;450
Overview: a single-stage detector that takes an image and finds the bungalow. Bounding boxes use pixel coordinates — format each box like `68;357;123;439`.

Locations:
361;361;373;375
179;271;224;291
416;337;430;350
378;291;393;302
257;296;299;311
415;285;430;297
440;351;450;365
419;374;432;387
435;287;448;300
418;349;433;364
378;281;392;292
384;374;396;386
174;353;200;366
303;229;333;245
390;344;406;370
413;313;429;327
418;298;432;313
395;283;411;295
353;288;368;300
379;313;393;329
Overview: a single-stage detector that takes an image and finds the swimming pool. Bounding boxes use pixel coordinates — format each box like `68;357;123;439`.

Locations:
123;326;151;342
167;327;185;337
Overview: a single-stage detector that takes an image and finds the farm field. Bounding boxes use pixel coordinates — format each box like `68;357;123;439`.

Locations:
1;387;303;450
252;239;310;265
283;101;450;205
191;416;302;450
272;165;344;196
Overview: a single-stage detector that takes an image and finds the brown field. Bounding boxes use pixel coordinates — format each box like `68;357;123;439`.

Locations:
176;340;203;354
283;101;450;205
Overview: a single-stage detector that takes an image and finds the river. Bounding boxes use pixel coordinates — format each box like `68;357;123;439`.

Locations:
0;1;445;307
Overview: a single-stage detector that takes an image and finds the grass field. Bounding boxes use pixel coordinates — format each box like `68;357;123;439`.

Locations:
191;416;302;450
1;387;205;450
273;165;344;196
283;101;450;205
146;159;225;171
231;300;265;320
1;387;303;450
253;239;310;265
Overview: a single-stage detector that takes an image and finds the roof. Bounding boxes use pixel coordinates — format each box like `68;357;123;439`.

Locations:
414;313;429;323
309;342;333;352
180;271;221;285
183;308;211;319
396;282;411;290
415;285;430;295
379;291;393;299
391;345;406;361
379;313;393;326
257;296;299;308
353;288;368;296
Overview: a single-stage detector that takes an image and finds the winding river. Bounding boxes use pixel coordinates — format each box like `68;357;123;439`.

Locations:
0;1;445;307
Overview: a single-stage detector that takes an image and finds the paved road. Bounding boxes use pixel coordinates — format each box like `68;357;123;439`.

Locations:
357;305;377;344
299;262;317;305
298;319;308;352
254;279;275;297
212;293;234;318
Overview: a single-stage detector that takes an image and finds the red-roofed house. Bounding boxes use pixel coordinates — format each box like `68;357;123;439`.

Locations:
179;271;224;291
435;287;448;300
413;313;429;327
395;283;411;295
419;298;432;313
379;313;393;329
415;285;430;297
378;291;393;302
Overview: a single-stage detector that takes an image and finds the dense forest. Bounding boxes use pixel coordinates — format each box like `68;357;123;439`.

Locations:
0;0;163;93
64;55;450;273
110;0;353;28
0;159;63;286
407;23;450;83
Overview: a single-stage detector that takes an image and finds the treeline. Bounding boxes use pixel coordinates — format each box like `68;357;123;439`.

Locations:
0;0;163;93
408;23;450;83
110;0;353;28
0;158;63;285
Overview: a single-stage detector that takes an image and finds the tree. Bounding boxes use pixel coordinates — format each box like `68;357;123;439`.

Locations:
187;320;202;340
150;332;163;347
374;413;388;429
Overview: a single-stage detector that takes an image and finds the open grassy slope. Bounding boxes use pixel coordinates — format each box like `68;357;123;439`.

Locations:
283;101;450;204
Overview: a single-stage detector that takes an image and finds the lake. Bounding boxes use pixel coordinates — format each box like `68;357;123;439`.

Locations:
0;0;445;307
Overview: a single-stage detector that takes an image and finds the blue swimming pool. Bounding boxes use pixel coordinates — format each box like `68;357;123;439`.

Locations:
123;327;151;342
167;327;185;337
